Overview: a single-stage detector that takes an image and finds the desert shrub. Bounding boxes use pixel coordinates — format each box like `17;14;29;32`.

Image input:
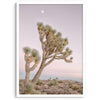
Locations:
58;80;63;83
55;77;58;80
25;82;34;94
48;78;58;86
25;82;41;94
68;83;80;90
48;82;54;87
36;80;44;85
69;83;73;88
33;89;41;94
72;85;80;90
53;78;58;85
19;83;23;87
77;89;83;94
48;77;51;81
53;78;58;82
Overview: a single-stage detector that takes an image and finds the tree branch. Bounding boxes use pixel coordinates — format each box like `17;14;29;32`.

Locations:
39;32;46;58
44;57;55;67
44;53;58;66
46;55;55;59
29;62;39;71
64;58;72;63
55;56;64;59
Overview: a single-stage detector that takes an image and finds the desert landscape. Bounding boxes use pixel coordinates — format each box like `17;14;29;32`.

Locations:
18;5;83;96
19;78;83;94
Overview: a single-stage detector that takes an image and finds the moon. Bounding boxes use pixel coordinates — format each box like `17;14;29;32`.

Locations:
41;10;45;14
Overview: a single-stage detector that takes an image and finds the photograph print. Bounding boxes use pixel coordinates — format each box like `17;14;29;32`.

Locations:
17;3;83;96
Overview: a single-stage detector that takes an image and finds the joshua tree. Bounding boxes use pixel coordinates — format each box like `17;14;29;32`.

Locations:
23;47;41;88
31;22;73;84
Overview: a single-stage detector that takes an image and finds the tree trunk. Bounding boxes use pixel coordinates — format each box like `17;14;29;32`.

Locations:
32;60;45;84
24;62;30;93
24;72;30;94
32;67;44;83
25;72;30;87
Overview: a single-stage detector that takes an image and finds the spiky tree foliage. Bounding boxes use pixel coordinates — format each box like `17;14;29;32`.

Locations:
23;47;41;92
32;22;73;83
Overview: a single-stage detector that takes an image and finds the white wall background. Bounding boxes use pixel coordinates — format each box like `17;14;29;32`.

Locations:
0;0;100;99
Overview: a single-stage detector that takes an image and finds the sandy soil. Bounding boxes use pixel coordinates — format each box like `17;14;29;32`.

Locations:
19;79;83;94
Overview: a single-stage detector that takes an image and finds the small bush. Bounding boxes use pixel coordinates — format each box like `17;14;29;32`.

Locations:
72;85;80;90
58;80;63;83
53;78;58;82
48;77;51;81
55;77;58;80
69;83;73;88
25;82;41;94
48;82;54;87
48;78;58;86
33;89;41;94
68;83;80;90
19;83;23;87
25;82;34;94
36;80;44;85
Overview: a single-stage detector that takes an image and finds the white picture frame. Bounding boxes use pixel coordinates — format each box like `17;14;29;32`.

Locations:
16;0;85;98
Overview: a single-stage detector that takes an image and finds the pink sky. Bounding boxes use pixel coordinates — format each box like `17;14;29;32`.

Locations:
19;4;83;81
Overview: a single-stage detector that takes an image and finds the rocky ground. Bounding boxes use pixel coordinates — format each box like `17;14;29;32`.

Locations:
19;79;83;94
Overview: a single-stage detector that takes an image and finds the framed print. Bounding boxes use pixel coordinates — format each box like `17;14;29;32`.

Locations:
16;1;84;97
